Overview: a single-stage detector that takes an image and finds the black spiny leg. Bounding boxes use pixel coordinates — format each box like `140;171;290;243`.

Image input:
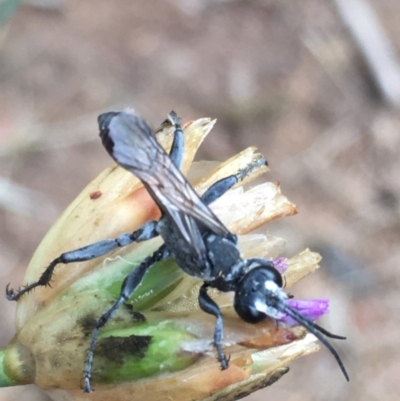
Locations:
6;221;159;301
83;244;170;393
167;111;185;170
201;156;268;206
198;283;230;370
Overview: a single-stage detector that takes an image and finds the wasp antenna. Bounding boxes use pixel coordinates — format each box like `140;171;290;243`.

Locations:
308;321;347;340
283;306;350;382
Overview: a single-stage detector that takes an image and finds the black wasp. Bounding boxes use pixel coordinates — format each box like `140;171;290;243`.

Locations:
6;110;349;392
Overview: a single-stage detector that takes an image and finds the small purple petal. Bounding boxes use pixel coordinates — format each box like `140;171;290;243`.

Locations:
278;299;330;327
273;257;288;274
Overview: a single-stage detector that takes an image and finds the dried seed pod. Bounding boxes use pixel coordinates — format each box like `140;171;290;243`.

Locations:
1;116;330;401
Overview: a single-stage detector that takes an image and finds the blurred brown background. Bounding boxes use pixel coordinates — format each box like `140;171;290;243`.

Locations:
1;0;400;400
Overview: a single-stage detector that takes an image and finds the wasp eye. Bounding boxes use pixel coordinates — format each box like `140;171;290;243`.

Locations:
234;292;267;323
263;265;284;288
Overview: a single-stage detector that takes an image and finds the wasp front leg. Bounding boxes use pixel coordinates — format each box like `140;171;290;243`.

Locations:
198;283;230;370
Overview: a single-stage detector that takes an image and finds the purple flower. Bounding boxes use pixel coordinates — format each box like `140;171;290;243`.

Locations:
273;257;288;274
279;298;330;327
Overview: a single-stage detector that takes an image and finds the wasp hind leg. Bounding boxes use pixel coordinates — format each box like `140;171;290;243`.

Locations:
6;221;159;302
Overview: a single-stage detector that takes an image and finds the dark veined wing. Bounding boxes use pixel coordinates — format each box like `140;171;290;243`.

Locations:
98;110;231;260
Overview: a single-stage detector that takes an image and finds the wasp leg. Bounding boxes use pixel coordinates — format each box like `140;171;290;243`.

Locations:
201;176;238;205
201;156;267;206
198;283;230;370
83;244;170;393
166;111;185;169
6;221;159;301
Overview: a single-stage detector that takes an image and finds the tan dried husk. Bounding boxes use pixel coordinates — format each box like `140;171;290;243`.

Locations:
7;117;324;401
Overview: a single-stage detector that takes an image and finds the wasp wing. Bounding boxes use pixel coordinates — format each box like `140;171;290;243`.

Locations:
99;111;230;260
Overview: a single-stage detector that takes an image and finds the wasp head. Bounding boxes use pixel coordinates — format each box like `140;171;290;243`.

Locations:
234;263;287;324
234;260;350;382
